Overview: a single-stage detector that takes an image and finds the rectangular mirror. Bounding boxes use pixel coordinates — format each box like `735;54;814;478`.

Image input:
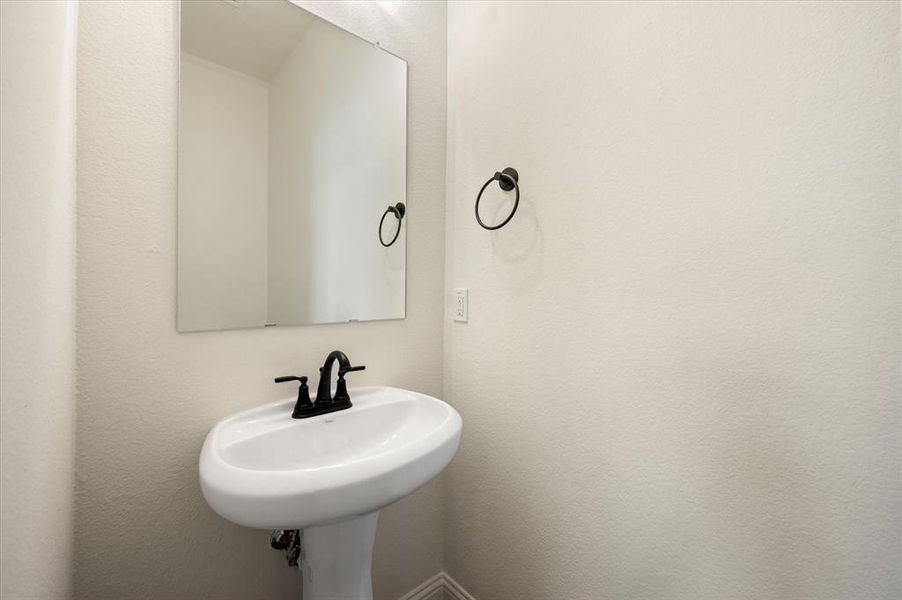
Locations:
177;0;407;332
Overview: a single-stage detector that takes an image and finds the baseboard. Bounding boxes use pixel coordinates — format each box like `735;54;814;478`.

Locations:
440;573;476;600
398;572;476;600
397;573;445;600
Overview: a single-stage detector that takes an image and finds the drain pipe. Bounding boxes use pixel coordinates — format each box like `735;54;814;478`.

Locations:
270;529;302;567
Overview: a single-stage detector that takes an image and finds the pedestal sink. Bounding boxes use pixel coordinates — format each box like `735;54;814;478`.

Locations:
199;386;461;600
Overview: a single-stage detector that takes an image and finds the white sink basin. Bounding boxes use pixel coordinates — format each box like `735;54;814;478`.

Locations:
199;386;461;529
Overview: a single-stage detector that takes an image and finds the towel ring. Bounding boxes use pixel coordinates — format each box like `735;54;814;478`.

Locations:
475;167;519;230
379;202;406;247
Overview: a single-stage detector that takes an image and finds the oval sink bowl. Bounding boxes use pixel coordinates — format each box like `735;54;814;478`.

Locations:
199;386;461;530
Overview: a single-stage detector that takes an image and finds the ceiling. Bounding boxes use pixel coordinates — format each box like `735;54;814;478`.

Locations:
180;0;316;81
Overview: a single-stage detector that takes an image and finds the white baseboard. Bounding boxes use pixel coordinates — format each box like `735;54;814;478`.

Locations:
398;572;476;600
441;573;476;600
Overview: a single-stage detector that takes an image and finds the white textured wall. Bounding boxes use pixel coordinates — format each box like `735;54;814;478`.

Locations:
76;1;445;599
178;54;269;331
0;1;77;598
444;2;901;599
268;17;407;325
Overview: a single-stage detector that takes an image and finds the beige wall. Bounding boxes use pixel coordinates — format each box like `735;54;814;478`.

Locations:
75;1;445;599
444;2;901;599
0;1;78;598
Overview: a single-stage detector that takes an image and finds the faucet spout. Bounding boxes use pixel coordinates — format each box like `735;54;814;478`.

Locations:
315;350;351;406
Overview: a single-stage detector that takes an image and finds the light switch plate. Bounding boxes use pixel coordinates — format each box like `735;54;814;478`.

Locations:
453;288;468;322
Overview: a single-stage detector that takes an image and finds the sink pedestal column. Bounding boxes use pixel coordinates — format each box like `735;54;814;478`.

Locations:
300;512;379;600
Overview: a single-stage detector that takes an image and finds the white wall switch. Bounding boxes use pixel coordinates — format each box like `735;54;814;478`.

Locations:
453;288;468;322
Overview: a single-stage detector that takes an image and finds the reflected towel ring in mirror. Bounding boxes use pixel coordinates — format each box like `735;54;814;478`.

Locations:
379;202;406;247
475;167;520;230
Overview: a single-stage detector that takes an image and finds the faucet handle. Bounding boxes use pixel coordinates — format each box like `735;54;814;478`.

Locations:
333;365;365;405
275;375;313;417
338;365;366;376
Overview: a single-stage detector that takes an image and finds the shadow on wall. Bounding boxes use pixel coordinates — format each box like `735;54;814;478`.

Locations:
484;186;545;290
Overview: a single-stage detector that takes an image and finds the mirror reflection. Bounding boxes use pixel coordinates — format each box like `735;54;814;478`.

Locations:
178;0;407;332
